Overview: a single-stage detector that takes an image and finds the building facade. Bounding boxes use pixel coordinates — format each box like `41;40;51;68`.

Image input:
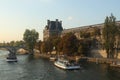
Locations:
43;19;63;41
43;19;120;41
43;20;120;58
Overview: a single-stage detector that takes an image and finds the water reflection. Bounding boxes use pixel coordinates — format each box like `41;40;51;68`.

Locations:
0;50;120;80
107;66;120;80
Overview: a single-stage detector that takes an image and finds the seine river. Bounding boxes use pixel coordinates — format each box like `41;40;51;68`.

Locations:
0;50;120;80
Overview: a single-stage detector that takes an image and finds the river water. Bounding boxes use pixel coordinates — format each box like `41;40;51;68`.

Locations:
0;50;120;80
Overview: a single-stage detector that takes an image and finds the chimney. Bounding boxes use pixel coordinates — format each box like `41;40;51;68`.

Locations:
60;21;62;24
56;19;58;30
47;20;50;25
56;19;58;22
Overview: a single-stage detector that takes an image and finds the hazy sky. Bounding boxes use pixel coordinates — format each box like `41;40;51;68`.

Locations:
0;0;120;42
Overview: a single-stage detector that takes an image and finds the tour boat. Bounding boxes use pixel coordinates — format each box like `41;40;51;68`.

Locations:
54;58;80;70
6;57;17;62
6;53;17;62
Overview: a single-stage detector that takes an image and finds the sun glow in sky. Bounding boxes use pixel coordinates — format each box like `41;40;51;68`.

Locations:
0;0;120;42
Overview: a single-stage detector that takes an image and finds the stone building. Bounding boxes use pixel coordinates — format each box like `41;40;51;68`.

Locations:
43;19;63;41
62;21;120;39
61;23;103;39
43;19;120;41
43;20;120;58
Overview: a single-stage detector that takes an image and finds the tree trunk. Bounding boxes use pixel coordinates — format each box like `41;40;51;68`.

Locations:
29;49;34;55
115;43;119;59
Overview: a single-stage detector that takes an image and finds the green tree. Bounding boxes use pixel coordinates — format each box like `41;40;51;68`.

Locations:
23;29;39;54
102;14;118;58
41;36;61;55
49;36;61;54
114;24;120;58
9;41;15;46
13;40;25;47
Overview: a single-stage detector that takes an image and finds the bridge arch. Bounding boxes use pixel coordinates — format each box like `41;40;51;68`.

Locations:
0;46;27;55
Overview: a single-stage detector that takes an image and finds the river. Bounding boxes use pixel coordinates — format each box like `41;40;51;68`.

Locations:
0;50;120;80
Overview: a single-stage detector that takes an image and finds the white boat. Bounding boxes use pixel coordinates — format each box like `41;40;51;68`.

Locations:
6;52;17;62
110;61;120;67
6;58;17;62
50;57;56;61
54;58;80;70
50;55;57;61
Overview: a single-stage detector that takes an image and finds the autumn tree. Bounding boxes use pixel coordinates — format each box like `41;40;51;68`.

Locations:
35;40;42;53
62;33;78;56
80;31;91;38
41;42;48;54
78;39;91;56
46;38;53;54
91;27;101;38
57;38;63;54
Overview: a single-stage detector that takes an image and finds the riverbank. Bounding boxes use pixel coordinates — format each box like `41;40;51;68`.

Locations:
80;57;120;68
36;53;120;68
34;53;50;59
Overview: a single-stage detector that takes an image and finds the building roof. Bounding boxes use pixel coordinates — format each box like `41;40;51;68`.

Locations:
62;21;120;34
45;19;63;31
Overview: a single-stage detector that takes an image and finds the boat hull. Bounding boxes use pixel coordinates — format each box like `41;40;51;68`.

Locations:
54;61;80;70
6;59;17;62
50;57;56;61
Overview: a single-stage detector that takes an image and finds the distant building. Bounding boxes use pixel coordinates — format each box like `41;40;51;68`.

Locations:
43;19;63;41
43;20;120;58
43;19;120;41
61;21;120;39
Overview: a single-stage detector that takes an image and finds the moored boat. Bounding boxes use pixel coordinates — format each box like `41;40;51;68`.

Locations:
49;55;57;61
6;57;17;62
6;52;17;62
50;57;56;61
54;58;80;70
110;61;120;68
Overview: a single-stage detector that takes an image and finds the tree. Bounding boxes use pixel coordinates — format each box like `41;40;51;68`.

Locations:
9;41;15;46
23;29;39;54
78;45;83;55
91;27;101;38
46;38;53;54
50;36;61;54
57;38;63;54
102;14;118;58
35;40;42;53
41;42;48;54
80;31;91;38
62;33;78;56
114;24;120;58
41;39;53;54
78;39;91;56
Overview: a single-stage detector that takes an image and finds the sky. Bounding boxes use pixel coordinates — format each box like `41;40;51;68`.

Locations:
0;0;120;42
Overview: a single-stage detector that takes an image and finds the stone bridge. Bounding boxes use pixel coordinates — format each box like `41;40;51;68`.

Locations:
0;46;26;54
